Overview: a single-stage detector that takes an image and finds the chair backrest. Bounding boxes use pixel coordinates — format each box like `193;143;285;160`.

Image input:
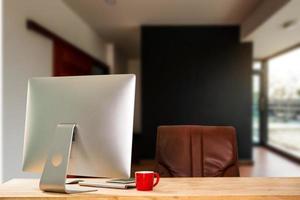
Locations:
155;125;240;177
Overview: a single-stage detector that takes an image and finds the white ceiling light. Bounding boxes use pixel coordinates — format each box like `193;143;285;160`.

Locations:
282;19;298;30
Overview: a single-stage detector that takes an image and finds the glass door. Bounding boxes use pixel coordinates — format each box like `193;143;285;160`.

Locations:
267;48;300;159
252;62;261;144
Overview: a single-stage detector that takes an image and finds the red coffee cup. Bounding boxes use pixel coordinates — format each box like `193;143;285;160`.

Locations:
135;171;160;191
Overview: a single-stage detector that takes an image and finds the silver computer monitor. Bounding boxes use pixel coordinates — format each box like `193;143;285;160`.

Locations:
22;74;135;193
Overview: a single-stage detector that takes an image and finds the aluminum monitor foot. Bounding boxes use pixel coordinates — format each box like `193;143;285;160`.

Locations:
39;124;97;193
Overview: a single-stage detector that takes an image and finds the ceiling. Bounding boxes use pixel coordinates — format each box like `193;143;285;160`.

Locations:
244;0;300;59
64;0;261;58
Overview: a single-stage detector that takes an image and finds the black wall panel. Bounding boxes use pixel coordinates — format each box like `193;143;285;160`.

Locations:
141;26;252;160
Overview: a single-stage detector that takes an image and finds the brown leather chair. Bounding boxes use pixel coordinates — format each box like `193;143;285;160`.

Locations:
155;125;240;177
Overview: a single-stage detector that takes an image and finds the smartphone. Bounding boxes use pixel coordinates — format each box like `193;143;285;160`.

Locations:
106;178;135;184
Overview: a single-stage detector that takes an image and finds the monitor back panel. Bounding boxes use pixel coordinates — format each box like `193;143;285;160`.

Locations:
22;75;135;178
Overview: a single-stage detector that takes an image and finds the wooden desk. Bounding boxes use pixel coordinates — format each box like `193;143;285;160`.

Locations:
0;178;300;199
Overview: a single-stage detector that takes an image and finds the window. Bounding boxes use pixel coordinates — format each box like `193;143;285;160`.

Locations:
267;48;300;158
252;62;261;143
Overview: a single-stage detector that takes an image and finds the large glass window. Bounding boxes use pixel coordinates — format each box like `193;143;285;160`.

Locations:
252;62;261;143
267;48;300;158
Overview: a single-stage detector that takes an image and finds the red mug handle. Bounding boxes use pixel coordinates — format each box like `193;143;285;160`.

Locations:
153;172;160;187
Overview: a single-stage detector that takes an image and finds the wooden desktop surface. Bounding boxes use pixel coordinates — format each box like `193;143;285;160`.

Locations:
0;177;300;200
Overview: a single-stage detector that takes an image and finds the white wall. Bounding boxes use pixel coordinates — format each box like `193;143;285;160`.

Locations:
106;43;127;74
2;0;108;182
0;0;3;183
127;59;141;133
106;43;115;72
114;48;127;74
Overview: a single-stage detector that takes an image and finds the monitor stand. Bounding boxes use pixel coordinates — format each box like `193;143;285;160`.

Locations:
39;123;97;193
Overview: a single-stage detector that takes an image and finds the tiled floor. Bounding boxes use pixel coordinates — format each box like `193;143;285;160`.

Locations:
133;147;300;177
240;147;300;177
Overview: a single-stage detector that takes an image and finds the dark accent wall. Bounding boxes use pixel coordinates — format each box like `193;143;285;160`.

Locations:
141;26;253;160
